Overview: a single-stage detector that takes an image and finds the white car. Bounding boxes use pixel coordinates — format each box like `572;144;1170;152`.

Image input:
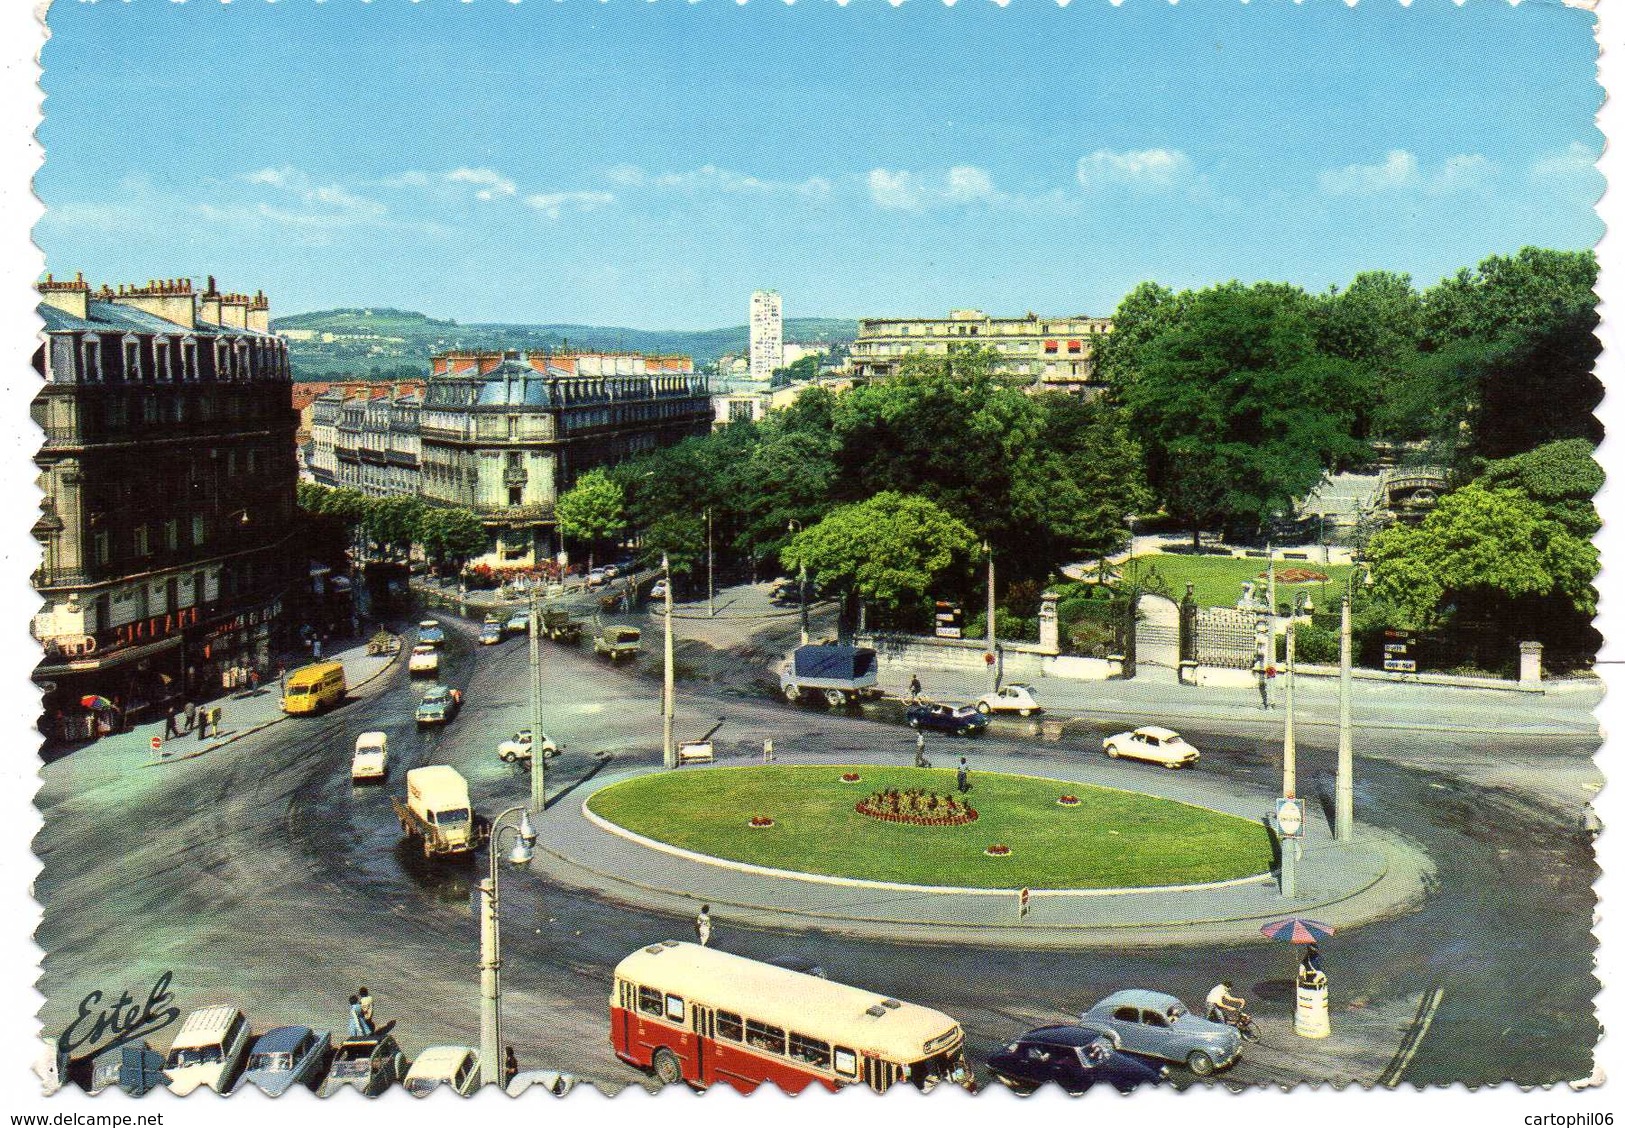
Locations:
408;644;440;675
1102;725;1200;769
976;684;1042;717
497;728;558;763
585;568;609;589
352;731;388;781
650;578;669;601
403;1046;480;1097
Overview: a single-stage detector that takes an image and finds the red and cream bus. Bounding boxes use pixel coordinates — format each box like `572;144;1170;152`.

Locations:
611;940;974;1094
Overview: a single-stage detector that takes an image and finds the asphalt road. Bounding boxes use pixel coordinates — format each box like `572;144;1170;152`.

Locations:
35;610;1599;1091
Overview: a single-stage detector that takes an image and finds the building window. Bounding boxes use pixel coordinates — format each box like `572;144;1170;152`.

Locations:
163;519;179;551
1043;340;1059;354
509;486;523;506
1067;340;1082;353
193;515;207;546
133;525;151;557
93;531;109;566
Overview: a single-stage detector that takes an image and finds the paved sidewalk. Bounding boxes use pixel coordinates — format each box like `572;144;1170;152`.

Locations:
887;663;1600;739
48;637;402;777
528;751;1433;949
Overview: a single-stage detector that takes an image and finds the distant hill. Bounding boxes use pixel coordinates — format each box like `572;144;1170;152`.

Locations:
270;307;858;380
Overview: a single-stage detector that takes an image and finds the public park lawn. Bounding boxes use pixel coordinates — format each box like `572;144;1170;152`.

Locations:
586;766;1274;890
1123;554;1356;611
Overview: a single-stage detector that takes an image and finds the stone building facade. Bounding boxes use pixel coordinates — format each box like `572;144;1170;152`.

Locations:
849;309;1112;392
31;274;298;732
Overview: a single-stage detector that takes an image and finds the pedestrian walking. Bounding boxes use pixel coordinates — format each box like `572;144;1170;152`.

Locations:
183;700;196;732
695;904;713;947
1255;661;1270;710
357;987;374;1030
196;707;208;742
313;636;324;660
347;995;372;1039
248;668;260;693
956;756;970;795
915;731;930;769
164;709;181;739
503;1046;519;1087
908;674;922;703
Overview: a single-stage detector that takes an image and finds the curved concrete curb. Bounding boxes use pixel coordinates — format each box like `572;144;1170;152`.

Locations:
580;772;1274;897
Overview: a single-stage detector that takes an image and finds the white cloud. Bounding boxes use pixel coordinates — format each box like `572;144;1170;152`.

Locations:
239;165;387;223
523;190;615;219
1075;148;1192;190
944;165;999;204
244;166;310;190
1319;149;1499;197
445;166;517;200
867;168;925;211
614;163;831;198
604;163;647;187
1532;141;1600;182
867;165;1011;211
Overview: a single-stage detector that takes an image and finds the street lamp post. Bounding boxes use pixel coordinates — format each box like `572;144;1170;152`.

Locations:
478;807;537;1088
662;554;676;770
1334;568;1371;842
788;520;808;647
1283;591;1312;800
527;589;545;812
984;541;996;652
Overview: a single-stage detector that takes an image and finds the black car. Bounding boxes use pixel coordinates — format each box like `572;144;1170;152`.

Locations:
906;702;989;736
986;1024;1165;1095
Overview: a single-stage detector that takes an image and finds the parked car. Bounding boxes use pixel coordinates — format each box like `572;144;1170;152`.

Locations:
162;1006;251;1095
506;1070;577;1097
585;568;610;589
408;644;440;676
403;1045;481;1097
351;731;389;782
986;1024;1165;1095
506;610;531;635
594;625;642;662
415;684;463;727
976;684;1043;717
649;578;669;601
237;1026;331;1096
1102;725;1200;769
602;563;621;579
497;728;558;763
479;622;504;646
1081;990;1241;1075
416;620;445;647
318;1034;406;1097
906;702;989;736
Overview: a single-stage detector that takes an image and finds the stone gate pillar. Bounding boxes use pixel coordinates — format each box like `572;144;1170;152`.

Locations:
1038;591;1059;655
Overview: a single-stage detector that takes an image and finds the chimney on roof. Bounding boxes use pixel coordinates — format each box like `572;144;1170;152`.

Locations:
247;289;271;334
219;291;250;330
36;271;90;320
198;276;223;326
108;277;196;329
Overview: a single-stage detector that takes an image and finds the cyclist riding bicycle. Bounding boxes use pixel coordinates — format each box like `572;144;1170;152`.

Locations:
1206;981;1246;1025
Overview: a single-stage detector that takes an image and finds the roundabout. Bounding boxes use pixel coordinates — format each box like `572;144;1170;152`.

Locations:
585;765;1275;890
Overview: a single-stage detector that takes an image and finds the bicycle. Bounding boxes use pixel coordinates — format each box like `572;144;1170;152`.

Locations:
1208;1006;1261;1042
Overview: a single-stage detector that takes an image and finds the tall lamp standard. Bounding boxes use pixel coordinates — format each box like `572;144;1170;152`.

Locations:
788;521;809;647
1283;591;1314;800
526;587;546;812
662;554;676;770
478;807;537;1087
1335;567;1374;842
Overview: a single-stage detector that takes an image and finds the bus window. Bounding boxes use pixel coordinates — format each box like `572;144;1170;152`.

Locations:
638;986;664;1018
745;1020;786;1056
833;1048;858;1078
788;1033;831;1070
664;994;685;1023
716;1012;743;1042
617;980;634;1009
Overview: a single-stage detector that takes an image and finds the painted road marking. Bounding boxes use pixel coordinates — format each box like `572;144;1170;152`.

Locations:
1381;985;1444;1088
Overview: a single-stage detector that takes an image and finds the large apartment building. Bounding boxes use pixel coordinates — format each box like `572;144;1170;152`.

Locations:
849;309;1112;393
420;350;711;567
30;274;299;733
749;290;783;382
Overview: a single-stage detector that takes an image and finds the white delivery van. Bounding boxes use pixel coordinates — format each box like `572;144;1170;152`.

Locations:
392;766;476;859
163;1006;251;1095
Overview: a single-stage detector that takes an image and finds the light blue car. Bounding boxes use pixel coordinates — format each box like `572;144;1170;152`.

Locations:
1081;990;1242;1075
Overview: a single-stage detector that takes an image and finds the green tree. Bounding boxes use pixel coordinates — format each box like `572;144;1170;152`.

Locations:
1111;282;1367;543
1478;438;1603;541
1368;482;1597;633
783;492;980;617
417;507;488;570
363;495;425;559
555;469;628;567
639;512;707;579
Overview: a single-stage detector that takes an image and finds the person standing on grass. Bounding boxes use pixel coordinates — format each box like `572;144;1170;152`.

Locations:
957;756;970;795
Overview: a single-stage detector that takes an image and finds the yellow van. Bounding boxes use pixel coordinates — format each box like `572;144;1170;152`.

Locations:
281;661;347;715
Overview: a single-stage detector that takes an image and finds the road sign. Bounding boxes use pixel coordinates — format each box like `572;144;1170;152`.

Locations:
1018;887;1031;918
149;736;162;752
934;600;964;640
1383;629;1418;673
1276;797;1304;839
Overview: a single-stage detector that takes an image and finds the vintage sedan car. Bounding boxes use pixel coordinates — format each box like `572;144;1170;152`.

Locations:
986;1024;1165;1095
1081;990;1241;1075
237;1026;331;1096
1102;725;1200;769
351;731;389;782
585;567;610;589
317;1034;406;1097
415;684;463;727
649;578;669;601
479;622;504;646
497;728;558;763
906;702;989;736
403;1045;481;1097
976;684;1043;717
506;1070;577;1097
416;620;445;647
408;644;440;676
506;610;531;635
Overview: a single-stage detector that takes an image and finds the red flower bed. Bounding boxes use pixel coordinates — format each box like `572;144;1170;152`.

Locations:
840;773;862;783
984;844;1011;856
748;816;775;828
1057;795;1081;806
855;788;978;826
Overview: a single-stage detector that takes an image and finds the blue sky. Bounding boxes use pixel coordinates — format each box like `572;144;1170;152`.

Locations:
36;0;1603;329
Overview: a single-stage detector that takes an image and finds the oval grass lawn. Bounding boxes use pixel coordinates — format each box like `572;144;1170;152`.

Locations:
586;765;1274;890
